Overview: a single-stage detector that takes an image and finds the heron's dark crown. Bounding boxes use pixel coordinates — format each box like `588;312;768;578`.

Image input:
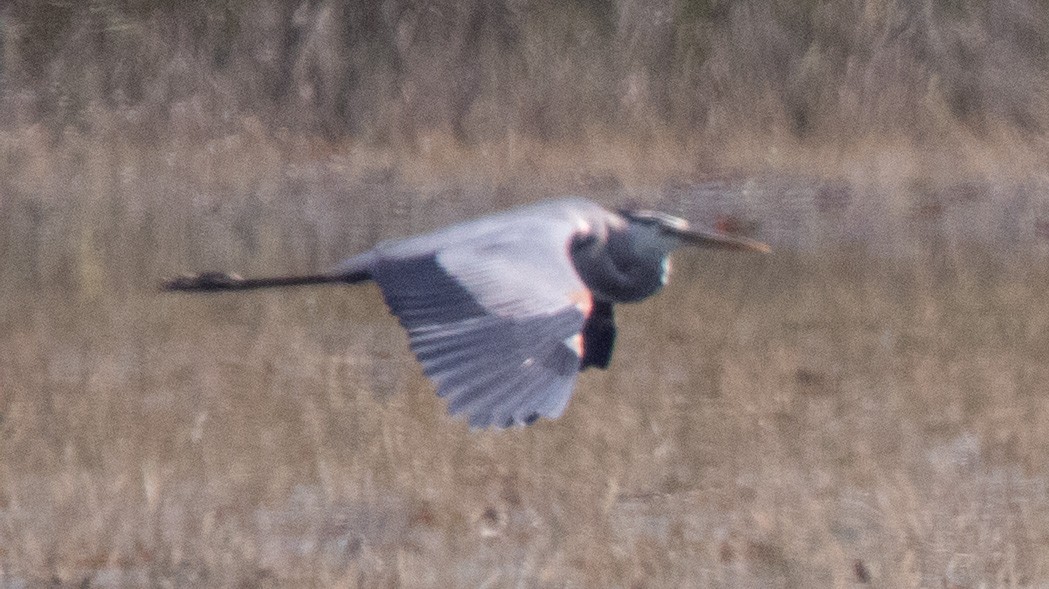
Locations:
618;208;690;233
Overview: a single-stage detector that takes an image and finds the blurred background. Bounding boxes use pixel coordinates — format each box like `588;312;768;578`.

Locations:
2;1;1049;587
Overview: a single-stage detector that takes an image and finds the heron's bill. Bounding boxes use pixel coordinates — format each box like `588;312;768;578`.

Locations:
679;229;772;253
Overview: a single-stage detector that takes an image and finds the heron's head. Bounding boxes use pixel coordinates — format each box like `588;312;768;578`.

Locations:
618;208;771;255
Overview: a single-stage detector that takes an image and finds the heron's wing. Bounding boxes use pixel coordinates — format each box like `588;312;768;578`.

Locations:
368;219;592;428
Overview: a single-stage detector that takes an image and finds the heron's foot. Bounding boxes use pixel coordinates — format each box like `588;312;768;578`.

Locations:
162;272;245;292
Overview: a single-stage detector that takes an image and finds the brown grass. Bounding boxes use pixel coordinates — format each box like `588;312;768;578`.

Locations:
2;124;1049;587
4;1;1049;587
4;0;1049;147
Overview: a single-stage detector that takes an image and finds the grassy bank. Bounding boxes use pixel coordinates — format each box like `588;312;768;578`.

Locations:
2;129;1049;586
3;1;1049;586
4;0;1049;148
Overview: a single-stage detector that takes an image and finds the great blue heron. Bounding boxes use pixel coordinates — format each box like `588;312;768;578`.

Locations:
164;197;769;428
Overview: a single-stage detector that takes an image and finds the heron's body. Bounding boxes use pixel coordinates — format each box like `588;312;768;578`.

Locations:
165;197;768;429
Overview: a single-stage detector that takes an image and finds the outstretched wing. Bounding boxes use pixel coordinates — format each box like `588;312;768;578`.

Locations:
367;217;594;428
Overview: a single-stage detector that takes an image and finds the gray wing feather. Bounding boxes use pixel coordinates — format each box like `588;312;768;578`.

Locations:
441;309;581;427
365;216;591;428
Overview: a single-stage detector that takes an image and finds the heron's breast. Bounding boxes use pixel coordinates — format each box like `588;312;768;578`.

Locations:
581;263;666;303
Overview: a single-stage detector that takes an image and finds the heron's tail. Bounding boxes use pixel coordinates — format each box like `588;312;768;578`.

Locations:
161;270;371;292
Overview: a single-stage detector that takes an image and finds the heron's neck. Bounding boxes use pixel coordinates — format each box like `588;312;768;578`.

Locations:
574;227;674;303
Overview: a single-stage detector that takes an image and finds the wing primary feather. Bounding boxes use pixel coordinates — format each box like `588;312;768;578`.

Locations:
414;326;516;378
535;378;575;419
442;311;585;426
433;352;516;400
507;370;561;426
410;321;491;347
458;366;536;427
489;372;551;428
460;361;551;428
414;327;510;363
505;345;578;423
420;346;505;377
445;363;524;414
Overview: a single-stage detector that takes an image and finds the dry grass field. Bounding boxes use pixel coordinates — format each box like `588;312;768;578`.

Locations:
3;128;1049;588
4;1;1049;587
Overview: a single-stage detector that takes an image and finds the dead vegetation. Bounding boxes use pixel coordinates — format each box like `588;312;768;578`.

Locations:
2;1;1049;587
4;0;1049;148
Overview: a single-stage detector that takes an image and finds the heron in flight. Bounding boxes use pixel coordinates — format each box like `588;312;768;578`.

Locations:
164;198;769;429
